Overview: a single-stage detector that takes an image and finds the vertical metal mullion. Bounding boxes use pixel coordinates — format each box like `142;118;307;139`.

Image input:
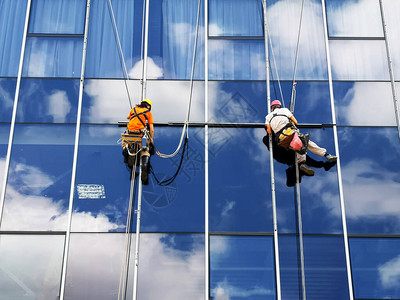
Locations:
321;1;354;299
59;1;91;299
379;0;400;142
262;1;281;299
294;158;306;300
141;0;150;101
204;0;209;299
132;0;150;298
0;0;32;227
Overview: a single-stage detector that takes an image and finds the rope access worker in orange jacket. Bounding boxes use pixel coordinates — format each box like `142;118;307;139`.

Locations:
125;99;154;185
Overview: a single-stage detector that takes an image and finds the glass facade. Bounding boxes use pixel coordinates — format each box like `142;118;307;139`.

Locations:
0;0;399;299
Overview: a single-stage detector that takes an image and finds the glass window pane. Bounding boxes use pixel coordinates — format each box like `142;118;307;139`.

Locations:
0;125;10;199
279;235;349;299
0;79;17;122
267;0;328;80
148;0;205;80
1;124;75;231
147;80;205;123
0;0;27;76
209;128;273;232
142;127;205;232
209;0;263;37
209;40;265;80
84;80;194;125
350;237;400;299
23;37;83;78
326;0;383;37
86;0;143;78
72;126;205;232
383;0;400;80
16;79;79;123
208;81;266;123
138;234;205;299
338;127;400;234
64;233;131;299
272;128;341;234
66;234;205;300
271;81;332;124
28;0;85;34
333;82;397;126
330;40;389;80
81;80;139;124
71;126;132;232
210;236;276;300
0;234;64;299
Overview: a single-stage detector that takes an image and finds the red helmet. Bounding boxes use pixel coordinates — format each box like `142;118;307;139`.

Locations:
271;100;281;108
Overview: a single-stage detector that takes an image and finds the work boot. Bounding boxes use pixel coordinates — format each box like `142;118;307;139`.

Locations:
325;153;337;162
141;156;149;185
299;163;315;176
324;161;337;171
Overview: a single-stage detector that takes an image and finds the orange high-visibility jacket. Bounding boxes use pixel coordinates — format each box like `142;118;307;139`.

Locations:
127;106;154;131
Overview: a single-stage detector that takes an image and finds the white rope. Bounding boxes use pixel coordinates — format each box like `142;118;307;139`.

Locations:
290;0;305;112
118;154;138;300
265;20;286;108
108;0;201;159
107;0;133;108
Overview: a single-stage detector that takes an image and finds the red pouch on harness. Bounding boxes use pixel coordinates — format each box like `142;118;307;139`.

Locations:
289;133;303;151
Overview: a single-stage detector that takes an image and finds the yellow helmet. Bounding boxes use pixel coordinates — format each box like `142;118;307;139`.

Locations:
141;99;152;107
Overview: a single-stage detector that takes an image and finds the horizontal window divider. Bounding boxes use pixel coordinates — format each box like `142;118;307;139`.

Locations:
68;231;205;235
27;33;84;38
118;121;335;128
13;122;77;126
348;234;400;238
355;298;400;300
209;232;274;236
0;231;66;235
328;36;385;41
20;76;81;80
208;35;263;40
279;232;345;237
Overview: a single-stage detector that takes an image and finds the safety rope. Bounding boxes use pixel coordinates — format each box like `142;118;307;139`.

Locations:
117;156;138;300
289;0;305;113
108;0;201;159
258;0;286;108
106;0;133;109
150;137;189;186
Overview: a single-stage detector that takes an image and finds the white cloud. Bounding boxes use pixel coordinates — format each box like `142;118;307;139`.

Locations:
63;234;205;299
47;90;71;123
221;200;235;217
137;234;204;299
327;0;383;37
0;158;122;232
267;0;327;79
0;79;14;110
212;279;274;299
84;80;134;124
379;255;400;289
304;158;400;227
129;57;163;79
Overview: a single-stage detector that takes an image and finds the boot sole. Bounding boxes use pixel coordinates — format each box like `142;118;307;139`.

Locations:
299;165;315;176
